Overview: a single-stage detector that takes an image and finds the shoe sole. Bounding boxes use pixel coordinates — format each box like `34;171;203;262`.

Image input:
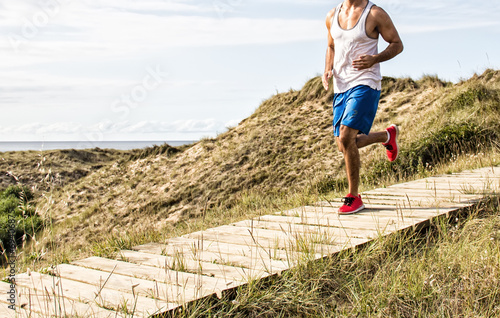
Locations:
389;124;399;161
338;204;365;215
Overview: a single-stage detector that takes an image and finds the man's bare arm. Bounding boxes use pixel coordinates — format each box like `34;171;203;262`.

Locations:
352;7;403;70
322;8;336;91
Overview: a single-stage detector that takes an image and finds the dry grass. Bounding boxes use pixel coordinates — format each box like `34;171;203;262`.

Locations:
0;148;132;191
174;197;500;318
1;70;500;316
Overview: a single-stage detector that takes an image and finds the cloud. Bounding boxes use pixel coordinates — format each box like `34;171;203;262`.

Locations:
36;122;83;134
120;119;221;133
0;119;228;138
3;0;496;70
1;2;323;60
398;21;500;35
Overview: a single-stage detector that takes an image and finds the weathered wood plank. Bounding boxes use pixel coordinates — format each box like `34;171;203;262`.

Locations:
15;272;176;317
362;196;473;208
132;241;291;272
73;256;236;298
315;197;466;208
0;300;43;318
135;238;321;264
189;225;369;250
0;281;126;318
0;302;16;318
366;188;482;198
184;228;352;257
363;192;479;203
274;207;434;227
55;264;209;304
286;205;453;219
389;180;496;189
118;250;269;282
232;219;382;240
259;213;428;235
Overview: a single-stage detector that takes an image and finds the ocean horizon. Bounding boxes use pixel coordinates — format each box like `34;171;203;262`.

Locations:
0;140;196;152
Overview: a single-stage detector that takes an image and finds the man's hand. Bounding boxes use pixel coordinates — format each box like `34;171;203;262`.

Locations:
322;70;332;91
352;54;377;70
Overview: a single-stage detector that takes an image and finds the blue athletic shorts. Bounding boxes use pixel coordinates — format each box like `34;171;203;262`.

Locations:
333;85;381;137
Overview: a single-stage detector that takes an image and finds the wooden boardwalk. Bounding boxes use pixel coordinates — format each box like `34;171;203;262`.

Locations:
2;167;499;317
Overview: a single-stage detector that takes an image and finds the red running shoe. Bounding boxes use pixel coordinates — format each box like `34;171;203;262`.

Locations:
383;124;399;162
339;194;365;215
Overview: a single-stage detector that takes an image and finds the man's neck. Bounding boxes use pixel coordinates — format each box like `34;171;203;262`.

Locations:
342;0;368;9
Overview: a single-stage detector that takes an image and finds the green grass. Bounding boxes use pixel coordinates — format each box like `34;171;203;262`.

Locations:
172;197;500;318
0;185;43;261
364;122;497;184
1;70;500;317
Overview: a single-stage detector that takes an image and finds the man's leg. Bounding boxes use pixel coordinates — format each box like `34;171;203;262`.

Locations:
356;131;388;149
337;125;361;197
357;125;400;161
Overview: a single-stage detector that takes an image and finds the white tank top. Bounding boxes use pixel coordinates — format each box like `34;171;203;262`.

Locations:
330;1;382;93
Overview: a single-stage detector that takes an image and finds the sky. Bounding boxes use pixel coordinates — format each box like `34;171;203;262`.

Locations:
1;0;499;143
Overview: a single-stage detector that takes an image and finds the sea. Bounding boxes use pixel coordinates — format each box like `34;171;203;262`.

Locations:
0;141;196;152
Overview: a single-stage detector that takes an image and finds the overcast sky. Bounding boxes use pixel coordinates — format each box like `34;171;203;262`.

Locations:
1;0;499;142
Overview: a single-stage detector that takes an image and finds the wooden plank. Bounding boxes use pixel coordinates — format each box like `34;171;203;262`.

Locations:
0;302;15;318
185;227;352;259
0;281;125;318
134;238;322;264
15;272;176;317
118;250;269;282
390;179;496;188
420;177;499;184
314;198;462;209
188;225;369;251
363;193;481;204
0;301;42;318
362;193;483;207
259;213;428;234
232;218;380;238
425;172;500;178
370;184;496;196
366;187;479;196
73;256;237;298
363;192;478;202
358;207;456;220
361;195;474;208
287;205;452;219
167;234;338;262
201;225;367;245
277;206;438;225
132;241;291;272
55;264;208;304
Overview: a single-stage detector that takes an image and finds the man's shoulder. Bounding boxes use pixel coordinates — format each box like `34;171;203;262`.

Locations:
325;7;336;27
326;2;343;19
368;4;389;18
326;7;336;19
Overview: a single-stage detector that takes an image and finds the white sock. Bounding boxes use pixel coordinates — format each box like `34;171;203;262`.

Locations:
384;131;390;144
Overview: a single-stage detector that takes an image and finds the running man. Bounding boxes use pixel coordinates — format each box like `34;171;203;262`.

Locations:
322;0;403;214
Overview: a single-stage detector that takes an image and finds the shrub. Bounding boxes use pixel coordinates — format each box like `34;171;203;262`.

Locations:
0;186;43;256
448;85;489;110
365;122;497;184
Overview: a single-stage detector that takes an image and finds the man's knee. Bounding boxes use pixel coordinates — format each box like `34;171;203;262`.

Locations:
337;126;358;148
335;137;344;153
338;132;356;149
